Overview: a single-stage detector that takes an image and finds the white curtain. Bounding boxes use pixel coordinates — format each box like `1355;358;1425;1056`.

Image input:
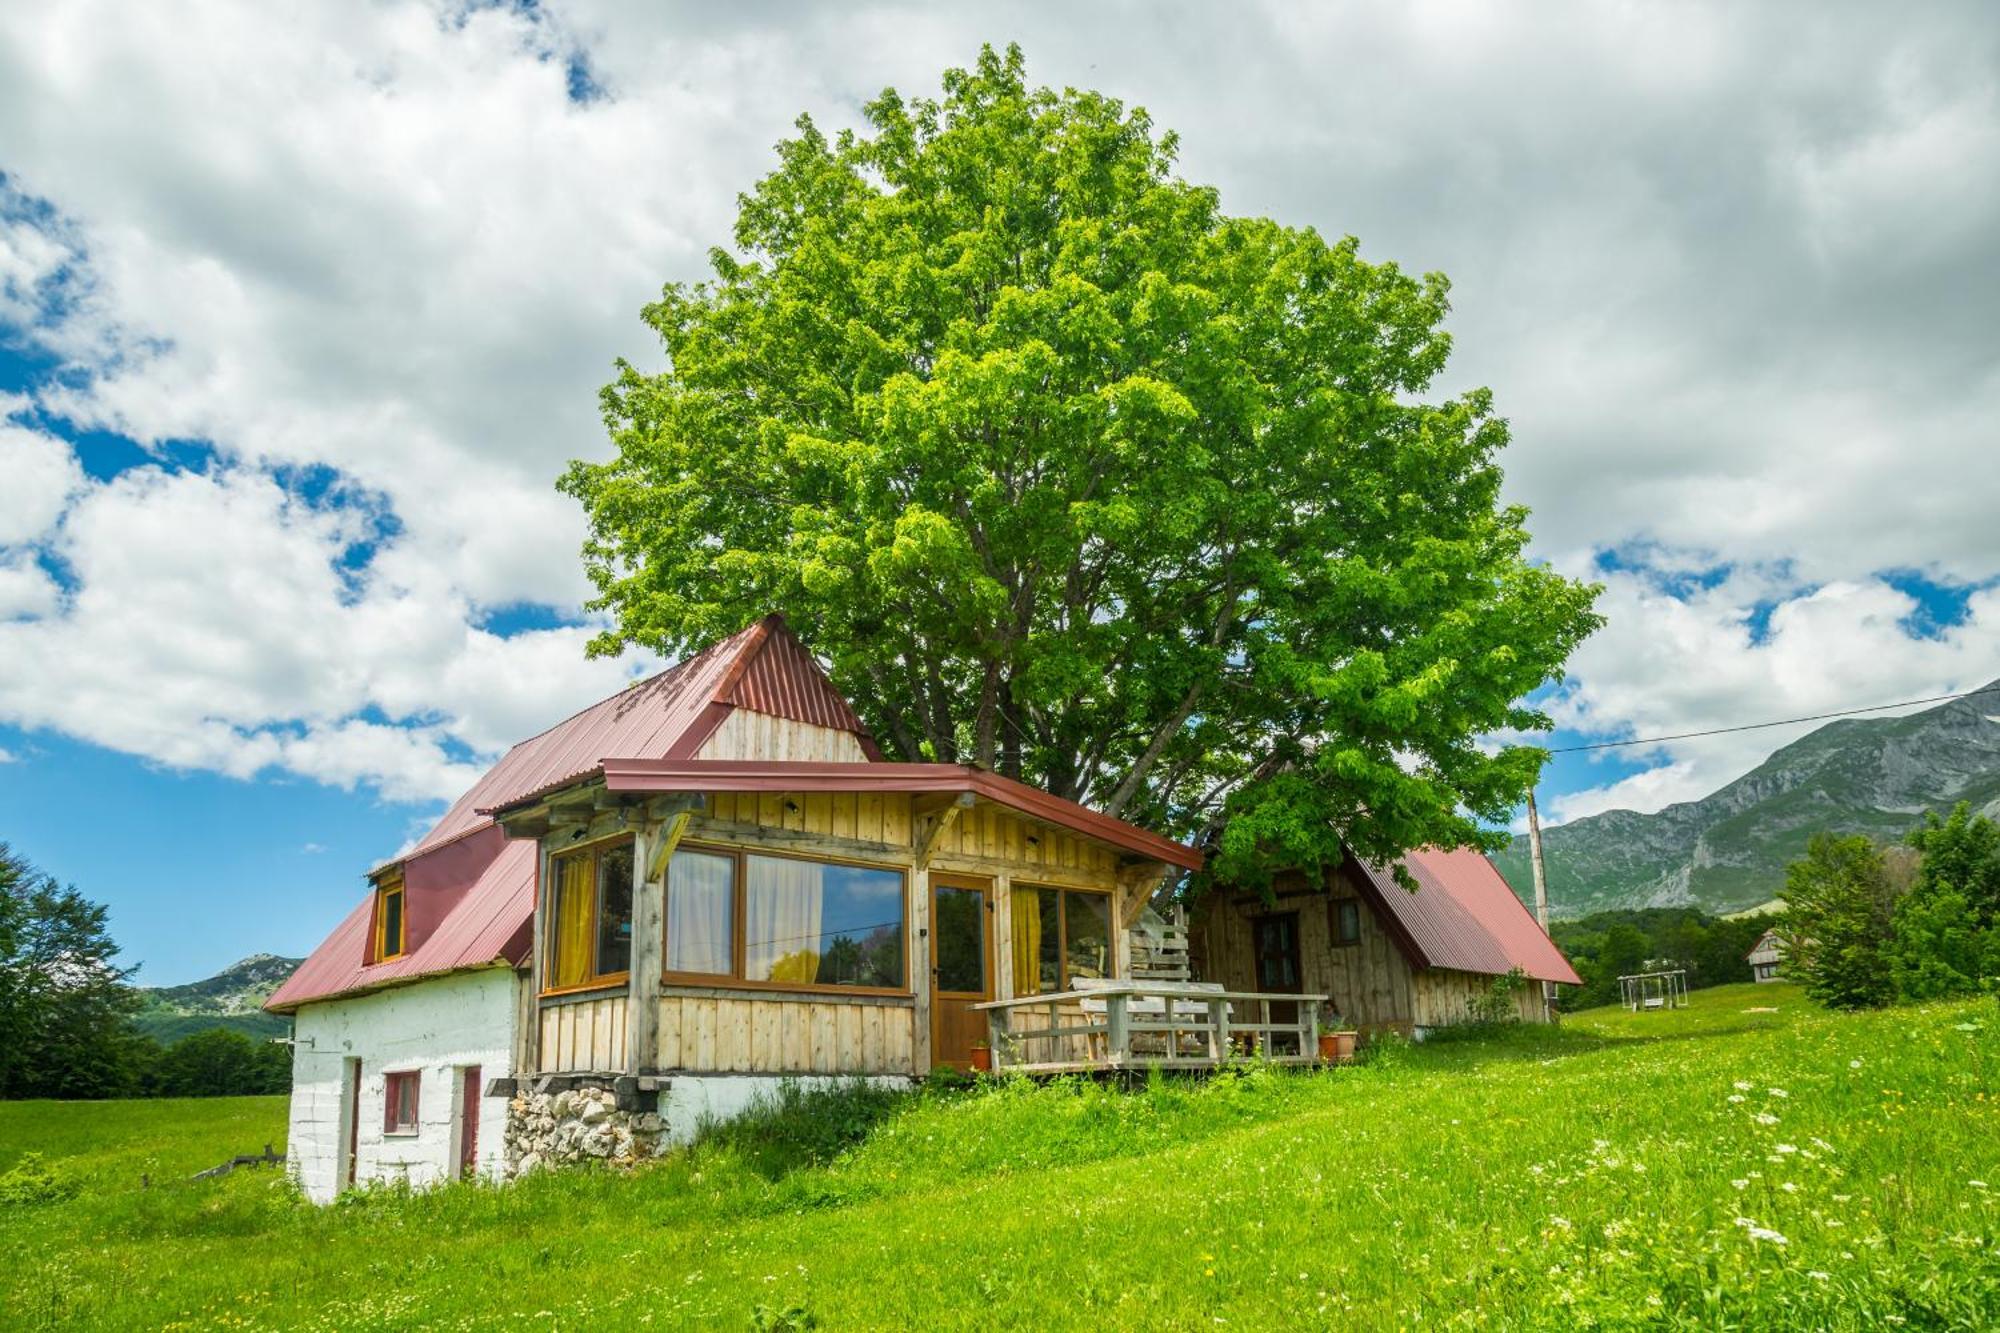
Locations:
746;855;824;984
665;850;732;974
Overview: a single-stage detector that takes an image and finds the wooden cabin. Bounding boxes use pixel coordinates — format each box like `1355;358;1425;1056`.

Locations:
266;615;1201;1200
1747;928;1785;983
1189;848;1581;1038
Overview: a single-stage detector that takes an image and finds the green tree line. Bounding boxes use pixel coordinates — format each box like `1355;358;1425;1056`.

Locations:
1;844;290;1100
1781;802;2000;1009
1549;907;1773;1010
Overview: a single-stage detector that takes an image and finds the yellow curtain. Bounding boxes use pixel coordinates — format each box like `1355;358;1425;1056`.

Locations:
1011;890;1042;995
551;853;596;988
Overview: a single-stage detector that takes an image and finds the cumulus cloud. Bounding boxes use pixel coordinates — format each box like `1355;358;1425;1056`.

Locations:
1545;568;2000;823
0;0;1994;814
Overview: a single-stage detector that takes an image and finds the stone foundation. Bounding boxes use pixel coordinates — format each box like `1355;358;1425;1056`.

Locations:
504;1083;667;1176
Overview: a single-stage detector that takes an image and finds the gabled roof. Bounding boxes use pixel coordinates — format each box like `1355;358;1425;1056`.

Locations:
270;615;877;1012
1352;847;1582;986
404;615;873;862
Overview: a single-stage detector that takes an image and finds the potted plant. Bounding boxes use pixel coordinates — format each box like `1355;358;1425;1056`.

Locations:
1317;1014;1357;1063
969;1042;993;1073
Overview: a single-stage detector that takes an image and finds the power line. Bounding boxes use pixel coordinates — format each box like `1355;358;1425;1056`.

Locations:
1545;683;2000;754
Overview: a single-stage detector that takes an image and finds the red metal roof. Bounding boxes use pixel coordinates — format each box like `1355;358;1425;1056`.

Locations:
587;758;1204;870
265;838;537;1012
1352;847;1582;986
276;615;879;1011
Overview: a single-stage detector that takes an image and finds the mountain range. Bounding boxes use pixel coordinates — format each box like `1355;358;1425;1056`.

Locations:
133;952;302;1044
1494;682;2000;919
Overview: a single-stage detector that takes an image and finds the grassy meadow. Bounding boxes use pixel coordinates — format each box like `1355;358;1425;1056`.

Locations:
1;982;1995;1329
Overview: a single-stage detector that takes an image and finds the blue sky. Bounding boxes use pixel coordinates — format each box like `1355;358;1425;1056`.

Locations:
3;2;1998;984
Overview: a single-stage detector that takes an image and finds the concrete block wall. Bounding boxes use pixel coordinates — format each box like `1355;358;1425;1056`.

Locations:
287;967;521;1203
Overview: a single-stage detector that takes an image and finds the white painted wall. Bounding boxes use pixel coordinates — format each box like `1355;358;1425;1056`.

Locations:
661;1073;913;1147
286;967;522;1203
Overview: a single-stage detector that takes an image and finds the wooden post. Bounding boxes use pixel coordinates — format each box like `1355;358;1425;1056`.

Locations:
911;866;933;1073
987;1007;1006;1072
628;803;695;1076
1527;790;1556;1012
1208;997;1229;1062
1301;998;1321;1061
1106;992;1129;1068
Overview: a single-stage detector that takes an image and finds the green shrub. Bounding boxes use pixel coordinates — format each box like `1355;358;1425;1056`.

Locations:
0;1152;80;1205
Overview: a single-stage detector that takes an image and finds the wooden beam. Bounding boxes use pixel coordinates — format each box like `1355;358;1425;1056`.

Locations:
1116;859;1176;928
912;792;975;869
646;808;694;882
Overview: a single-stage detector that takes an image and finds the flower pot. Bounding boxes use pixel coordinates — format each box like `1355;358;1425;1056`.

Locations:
1335;1030;1358;1062
970;1045;993;1072
1317;1033;1339;1062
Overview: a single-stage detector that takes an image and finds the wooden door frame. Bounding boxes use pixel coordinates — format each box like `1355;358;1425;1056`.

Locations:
342;1057;361;1189
928;872;995;1069
457;1064;481;1181
1252;911;1304;1031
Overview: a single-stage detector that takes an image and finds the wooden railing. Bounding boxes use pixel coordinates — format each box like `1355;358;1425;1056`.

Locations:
972;982;1327;1073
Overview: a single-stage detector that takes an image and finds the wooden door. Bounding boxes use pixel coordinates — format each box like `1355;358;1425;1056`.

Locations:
929;876;993;1070
1253;913;1303;1027
458;1065;481;1180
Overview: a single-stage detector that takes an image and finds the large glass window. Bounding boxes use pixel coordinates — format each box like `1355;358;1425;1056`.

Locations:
1011;885;1114;995
665;849;734;975
545;838;634;992
663;846;906;992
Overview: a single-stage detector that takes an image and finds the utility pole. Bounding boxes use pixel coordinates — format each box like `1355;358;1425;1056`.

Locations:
1526;789;1557;1012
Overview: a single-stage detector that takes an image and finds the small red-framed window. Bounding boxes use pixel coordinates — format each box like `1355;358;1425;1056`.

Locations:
384;1070;420;1134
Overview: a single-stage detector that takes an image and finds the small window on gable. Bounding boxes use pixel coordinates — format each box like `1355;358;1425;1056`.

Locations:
384;1070;420;1134
374;875;406;963
1333;898;1362;946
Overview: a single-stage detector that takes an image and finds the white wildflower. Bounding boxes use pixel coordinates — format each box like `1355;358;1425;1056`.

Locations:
1728;1094;1747;1104
1781;1182;1800;1193
1731;1179;1749;1190
1734;1080;1754;1091
1809;1271;1830;1281
1849;1059;1863;1069
1970;1180;1989;1190
1775;1144;1798;1155
1767;1087;1788;1098
1754;1112;1780;1125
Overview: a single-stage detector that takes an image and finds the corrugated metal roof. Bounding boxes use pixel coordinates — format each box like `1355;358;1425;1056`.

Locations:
279;615;880;1011
266;838;537;1012
1354;847;1582;985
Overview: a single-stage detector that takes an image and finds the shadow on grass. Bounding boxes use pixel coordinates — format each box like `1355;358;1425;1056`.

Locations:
686;1077;921;1181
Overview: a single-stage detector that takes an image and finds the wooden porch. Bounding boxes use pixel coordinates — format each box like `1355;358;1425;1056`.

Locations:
974;981;1329;1074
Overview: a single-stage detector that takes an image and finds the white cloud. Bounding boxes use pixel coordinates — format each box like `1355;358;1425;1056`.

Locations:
1545;567;2000;823
0;1;1995;812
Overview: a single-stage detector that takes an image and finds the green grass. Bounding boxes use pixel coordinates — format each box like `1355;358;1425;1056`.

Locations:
2;984;1995;1329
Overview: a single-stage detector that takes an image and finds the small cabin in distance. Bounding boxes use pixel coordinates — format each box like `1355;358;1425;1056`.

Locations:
1747;928;1785;983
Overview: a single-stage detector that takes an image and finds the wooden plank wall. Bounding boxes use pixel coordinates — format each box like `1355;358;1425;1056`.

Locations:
538;994;629;1073
1410;969;1552;1028
657;993;915;1075
1189;871;1416;1034
698;712;872;763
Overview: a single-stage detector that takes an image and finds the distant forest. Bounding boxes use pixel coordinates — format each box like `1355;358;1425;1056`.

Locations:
1551;907;1776;1011
1;843;289;1100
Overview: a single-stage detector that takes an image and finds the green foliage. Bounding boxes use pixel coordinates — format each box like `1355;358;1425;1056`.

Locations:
561;44;1601;885
1782;833;1899;1010
147;1027;291;1098
688;1077;909;1180
5;989;1999;1328
0;843;149;1099
1550;907;1771;1008
1887;803;2000;1000
0;1153;79;1206
1466;966;1528;1025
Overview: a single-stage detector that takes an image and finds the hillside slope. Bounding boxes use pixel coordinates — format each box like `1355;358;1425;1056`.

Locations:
1496;683;2000;917
133;954;300;1043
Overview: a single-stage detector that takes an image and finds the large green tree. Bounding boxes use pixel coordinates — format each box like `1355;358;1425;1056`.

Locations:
562;46;1600;886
